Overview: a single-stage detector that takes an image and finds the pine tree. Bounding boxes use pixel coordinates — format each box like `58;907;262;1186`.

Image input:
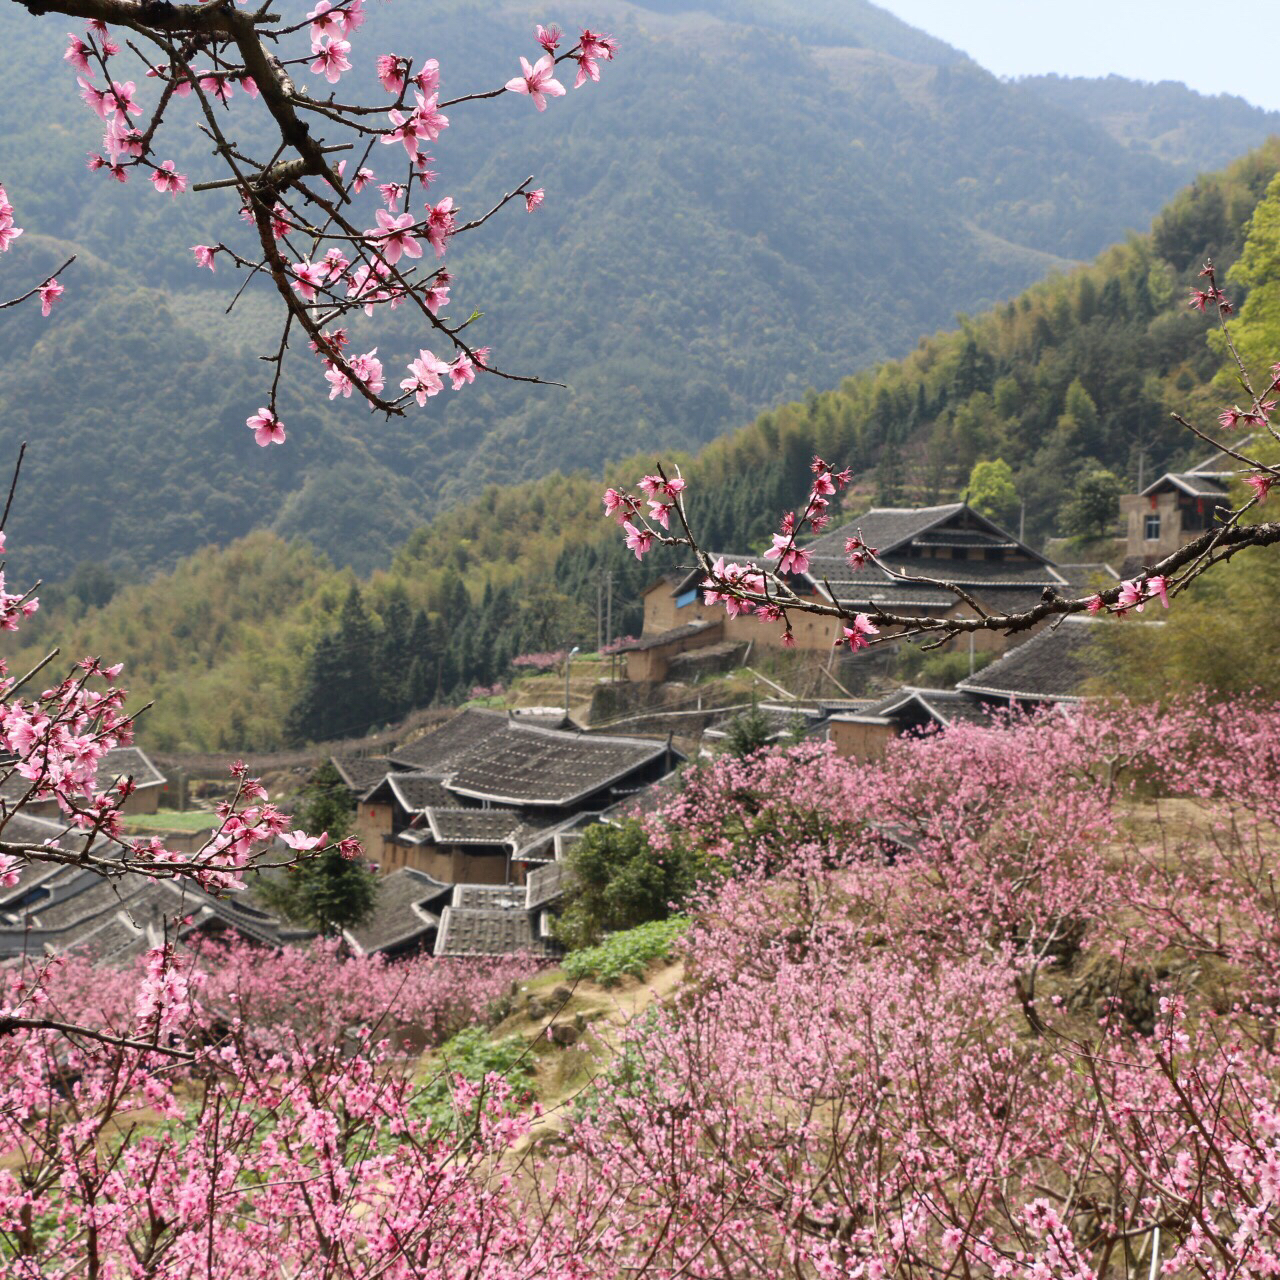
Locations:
378;589;413;722
258;762;378;935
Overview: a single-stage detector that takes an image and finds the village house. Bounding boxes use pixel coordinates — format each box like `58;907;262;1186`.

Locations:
623;503;1100;680
1119;447;1236;569
0;813;311;963
1;746;169;820
823;616;1111;760
337;708;683;886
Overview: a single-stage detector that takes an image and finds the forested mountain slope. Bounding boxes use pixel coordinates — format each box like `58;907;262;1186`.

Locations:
1;0;1277;579
13;141;1279;751
1019;74;1280;177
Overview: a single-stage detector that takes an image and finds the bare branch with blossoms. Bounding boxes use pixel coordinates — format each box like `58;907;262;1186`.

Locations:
606;261;1280;651
3;0;618;435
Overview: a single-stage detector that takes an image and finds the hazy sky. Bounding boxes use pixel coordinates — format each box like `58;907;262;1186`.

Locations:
874;1;1280;112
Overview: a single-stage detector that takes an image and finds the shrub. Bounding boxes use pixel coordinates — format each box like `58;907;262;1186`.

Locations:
555;820;696;950
562;918;690;986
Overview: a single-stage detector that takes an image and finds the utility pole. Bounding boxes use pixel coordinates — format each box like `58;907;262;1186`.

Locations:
605;570;614;650
564;646;580;714
1019;500;1025;544
596;575;603;652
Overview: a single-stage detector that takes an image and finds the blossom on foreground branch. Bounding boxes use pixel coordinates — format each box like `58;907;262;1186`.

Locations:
606;262;1280;648
4;0;617;424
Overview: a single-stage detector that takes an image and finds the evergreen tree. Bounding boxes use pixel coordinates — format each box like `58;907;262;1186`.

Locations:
553;819;695;951
724;702;776;758
378;589;413;722
258;762;378;936
285;585;380;743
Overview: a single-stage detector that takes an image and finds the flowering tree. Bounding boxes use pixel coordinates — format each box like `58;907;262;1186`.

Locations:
6;700;1280;1274
605;264;1280;651
1;0;616;431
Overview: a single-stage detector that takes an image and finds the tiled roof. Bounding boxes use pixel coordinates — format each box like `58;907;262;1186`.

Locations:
388;708;509;772
614;620;719;653
386;773;455;812
956;617;1106;702
864;686;992;726
0;857;308;962
343;868;450;956
444;725;674;809
425;808;524;845
452;884;527;911
98;747;166;791
805;504;966;557
1142;472;1229;499
434;906;544;957
330;754;393;793
526;860;572;911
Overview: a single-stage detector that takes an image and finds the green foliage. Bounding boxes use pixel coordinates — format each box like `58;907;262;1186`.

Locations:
1223;172;1280;379
16;144;1280;750
555;822;695;952
257;763;377;936
1062;468;1123;539
895;645;996;688
561;918;691;987
724;702;777;758
966;458;1019;526
0;4;1276;585
410;1028;535;1134
1018;75;1280;178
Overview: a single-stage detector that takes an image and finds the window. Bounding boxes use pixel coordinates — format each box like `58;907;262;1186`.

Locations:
675;588;698;608
1144;514;1161;541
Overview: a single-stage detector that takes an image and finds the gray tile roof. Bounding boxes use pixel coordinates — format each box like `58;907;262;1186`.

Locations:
1142;472;1229;499
99;747;166;791
444;725;674;809
451;884;527;911
526;860;572;911
956;617;1105;702
862;686;992;726
386;773;455;812
434;907;539;956
330;754;394;793
342;868;450;956
425;808;524;845
805;504;966;557
0;856;308;962
388;709;509;772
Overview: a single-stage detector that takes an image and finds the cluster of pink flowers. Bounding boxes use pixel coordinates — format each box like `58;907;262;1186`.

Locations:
6;699;1280;1274
42;10;620;430
505;26;617;109
1087;572;1170;615
0;183;20;253
511;649;569;670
